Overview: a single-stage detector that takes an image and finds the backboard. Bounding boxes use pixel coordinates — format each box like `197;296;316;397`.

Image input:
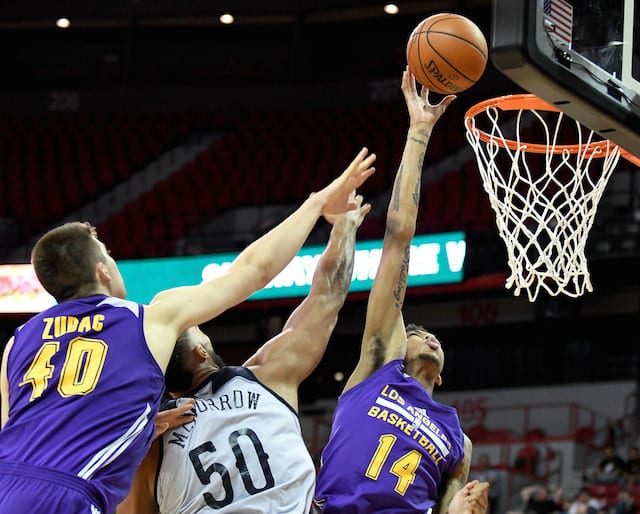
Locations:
490;0;640;160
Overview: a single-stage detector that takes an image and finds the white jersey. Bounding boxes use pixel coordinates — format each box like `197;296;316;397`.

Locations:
156;366;315;514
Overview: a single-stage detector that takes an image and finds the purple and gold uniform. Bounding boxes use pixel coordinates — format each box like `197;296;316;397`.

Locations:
0;295;164;514
314;359;465;514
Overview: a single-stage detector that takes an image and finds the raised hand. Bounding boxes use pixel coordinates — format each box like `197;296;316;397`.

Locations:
324;193;371;228
401;65;456;128
315;147;376;217
342;193;371;229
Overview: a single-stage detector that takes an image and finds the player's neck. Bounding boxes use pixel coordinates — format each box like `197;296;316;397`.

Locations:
404;361;437;395
62;284;110;302
192;363;221;391
406;366;435;395
416;376;435;396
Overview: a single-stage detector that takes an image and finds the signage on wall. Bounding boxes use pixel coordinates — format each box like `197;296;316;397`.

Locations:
0;232;465;312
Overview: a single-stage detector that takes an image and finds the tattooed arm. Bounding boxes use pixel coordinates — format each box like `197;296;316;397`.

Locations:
343;67;455;392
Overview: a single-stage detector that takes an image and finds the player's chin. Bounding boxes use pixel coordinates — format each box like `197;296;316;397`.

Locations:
418;352;441;367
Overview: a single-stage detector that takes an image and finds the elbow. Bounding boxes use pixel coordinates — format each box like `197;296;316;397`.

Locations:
384;216;416;243
253;264;273;290
240;251;275;290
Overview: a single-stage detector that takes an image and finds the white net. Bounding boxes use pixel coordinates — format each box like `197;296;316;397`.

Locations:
464;95;621;302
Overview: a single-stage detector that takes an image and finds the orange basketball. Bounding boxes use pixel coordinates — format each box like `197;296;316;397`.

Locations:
406;13;488;94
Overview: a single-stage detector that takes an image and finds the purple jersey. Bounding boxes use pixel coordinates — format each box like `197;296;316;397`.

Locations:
0;295;164;514
314;359;465;514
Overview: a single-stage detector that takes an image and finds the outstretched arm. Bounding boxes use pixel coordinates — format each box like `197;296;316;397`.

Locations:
144;148;376;371
244;196;370;410
344;68;455;392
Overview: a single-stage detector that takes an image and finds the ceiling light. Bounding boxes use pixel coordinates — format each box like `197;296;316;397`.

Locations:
384;4;399;15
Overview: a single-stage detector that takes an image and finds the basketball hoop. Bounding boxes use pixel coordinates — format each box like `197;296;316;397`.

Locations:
464;93;624;302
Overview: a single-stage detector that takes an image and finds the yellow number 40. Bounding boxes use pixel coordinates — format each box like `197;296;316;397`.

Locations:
19;337;108;401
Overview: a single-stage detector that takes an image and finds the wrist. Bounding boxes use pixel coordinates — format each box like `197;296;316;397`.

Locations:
408;120;434;131
304;190;326;215
335;216;358;231
407;124;432;141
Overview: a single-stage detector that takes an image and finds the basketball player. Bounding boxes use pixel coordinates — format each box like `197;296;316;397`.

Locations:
313;68;474;513
116;197;370;514
0;150;375;514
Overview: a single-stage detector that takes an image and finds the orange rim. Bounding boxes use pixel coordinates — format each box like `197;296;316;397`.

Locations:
620;148;640;167
464;93;617;157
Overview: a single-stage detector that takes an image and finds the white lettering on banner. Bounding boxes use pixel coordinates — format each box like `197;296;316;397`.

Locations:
201;239;466;288
446;241;466;272
410;243;440;275
268;254;319;288
361;248;382;280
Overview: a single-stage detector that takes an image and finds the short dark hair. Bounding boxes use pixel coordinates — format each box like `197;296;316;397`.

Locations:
165;329;225;393
165;335;192;393
406;323;428;334
31;221;103;302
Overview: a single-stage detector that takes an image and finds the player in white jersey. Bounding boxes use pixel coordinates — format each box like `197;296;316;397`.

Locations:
116;196;370;514
157;366;316;513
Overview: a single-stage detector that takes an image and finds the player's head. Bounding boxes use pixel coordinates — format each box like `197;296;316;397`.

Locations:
403;323;444;386
165;326;225;395
31;221;126;303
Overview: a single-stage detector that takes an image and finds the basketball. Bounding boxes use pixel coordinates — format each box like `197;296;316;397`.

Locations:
406;13;488;94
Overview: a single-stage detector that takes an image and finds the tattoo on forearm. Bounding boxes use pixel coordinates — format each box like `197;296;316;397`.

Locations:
392;246;411;308
393;130;431;212
391;164;403;212
412;176;421;207
409;135;428;148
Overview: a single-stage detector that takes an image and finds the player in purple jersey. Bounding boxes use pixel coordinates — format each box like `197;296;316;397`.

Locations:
314;68;480;514
116;197;369;514
0;150;375;514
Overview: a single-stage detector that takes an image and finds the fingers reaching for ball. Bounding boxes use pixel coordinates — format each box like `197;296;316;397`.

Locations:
401;66;457;126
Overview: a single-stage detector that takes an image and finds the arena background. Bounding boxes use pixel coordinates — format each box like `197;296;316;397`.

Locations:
0;1;638;503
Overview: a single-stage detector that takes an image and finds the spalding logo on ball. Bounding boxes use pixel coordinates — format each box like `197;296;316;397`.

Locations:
406;13;488;94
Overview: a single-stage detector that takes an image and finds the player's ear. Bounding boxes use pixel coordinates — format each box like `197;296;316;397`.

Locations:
194;344;208;361
435;374;443;387
96;261;110;282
